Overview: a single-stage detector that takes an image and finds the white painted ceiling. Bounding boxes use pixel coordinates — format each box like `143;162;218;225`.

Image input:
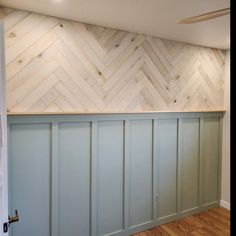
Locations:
0;0;230;49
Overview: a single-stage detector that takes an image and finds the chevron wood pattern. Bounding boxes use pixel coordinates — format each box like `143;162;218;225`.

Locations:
0;6;226;113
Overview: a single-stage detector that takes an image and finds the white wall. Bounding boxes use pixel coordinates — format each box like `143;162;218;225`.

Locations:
221;50;230;210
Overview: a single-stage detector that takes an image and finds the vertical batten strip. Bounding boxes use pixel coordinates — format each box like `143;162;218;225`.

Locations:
152;119;158;220
177;118;182;213
124;120;130;230
198;118;204;207
218;117;223;203
91;121;98;236
197;117;200;207
7;124;12;223
51;122;59;236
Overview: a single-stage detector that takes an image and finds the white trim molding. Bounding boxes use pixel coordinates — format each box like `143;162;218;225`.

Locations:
220;200;230;210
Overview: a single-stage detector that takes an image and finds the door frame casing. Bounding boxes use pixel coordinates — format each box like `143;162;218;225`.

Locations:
0;21;8;236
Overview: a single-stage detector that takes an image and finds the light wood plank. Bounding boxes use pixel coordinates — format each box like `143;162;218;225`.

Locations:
133;207;230;236
0;7;226;113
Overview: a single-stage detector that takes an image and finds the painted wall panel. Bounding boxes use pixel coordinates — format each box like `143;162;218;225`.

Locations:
97;121;124;235
7;113;222;236
58;122;91;236
201;118;220;205
9;124;51;236
156;119;178;219
129;120;153;227
180;118;199;211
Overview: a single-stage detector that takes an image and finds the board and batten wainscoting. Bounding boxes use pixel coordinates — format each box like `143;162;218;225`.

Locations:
7;111;223;236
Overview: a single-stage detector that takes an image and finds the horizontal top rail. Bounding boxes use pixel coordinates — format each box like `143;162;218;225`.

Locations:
7;111;224;124
7;110;225;116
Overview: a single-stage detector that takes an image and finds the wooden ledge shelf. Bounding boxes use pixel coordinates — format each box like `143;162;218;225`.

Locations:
7;110;225;116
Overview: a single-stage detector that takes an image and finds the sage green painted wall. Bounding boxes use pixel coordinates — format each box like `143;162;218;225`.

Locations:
180;118;199;211
59;122;91;236
201;118;220;205
9;124;51;236
129;120;153;227
8;112;223;236
97;121;124;235
156;119;177;219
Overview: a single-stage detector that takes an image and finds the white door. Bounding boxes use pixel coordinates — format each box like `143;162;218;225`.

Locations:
0;22;8;236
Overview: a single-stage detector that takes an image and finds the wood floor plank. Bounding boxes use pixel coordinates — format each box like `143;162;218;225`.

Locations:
133;207;230;236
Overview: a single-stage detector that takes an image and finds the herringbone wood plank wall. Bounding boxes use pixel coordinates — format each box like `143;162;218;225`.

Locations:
0;6;226;113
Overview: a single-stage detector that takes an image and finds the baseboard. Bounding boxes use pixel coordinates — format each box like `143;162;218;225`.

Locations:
220;200;230;210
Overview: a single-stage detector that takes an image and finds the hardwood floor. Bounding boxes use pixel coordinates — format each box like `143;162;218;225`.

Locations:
133;207;230;236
